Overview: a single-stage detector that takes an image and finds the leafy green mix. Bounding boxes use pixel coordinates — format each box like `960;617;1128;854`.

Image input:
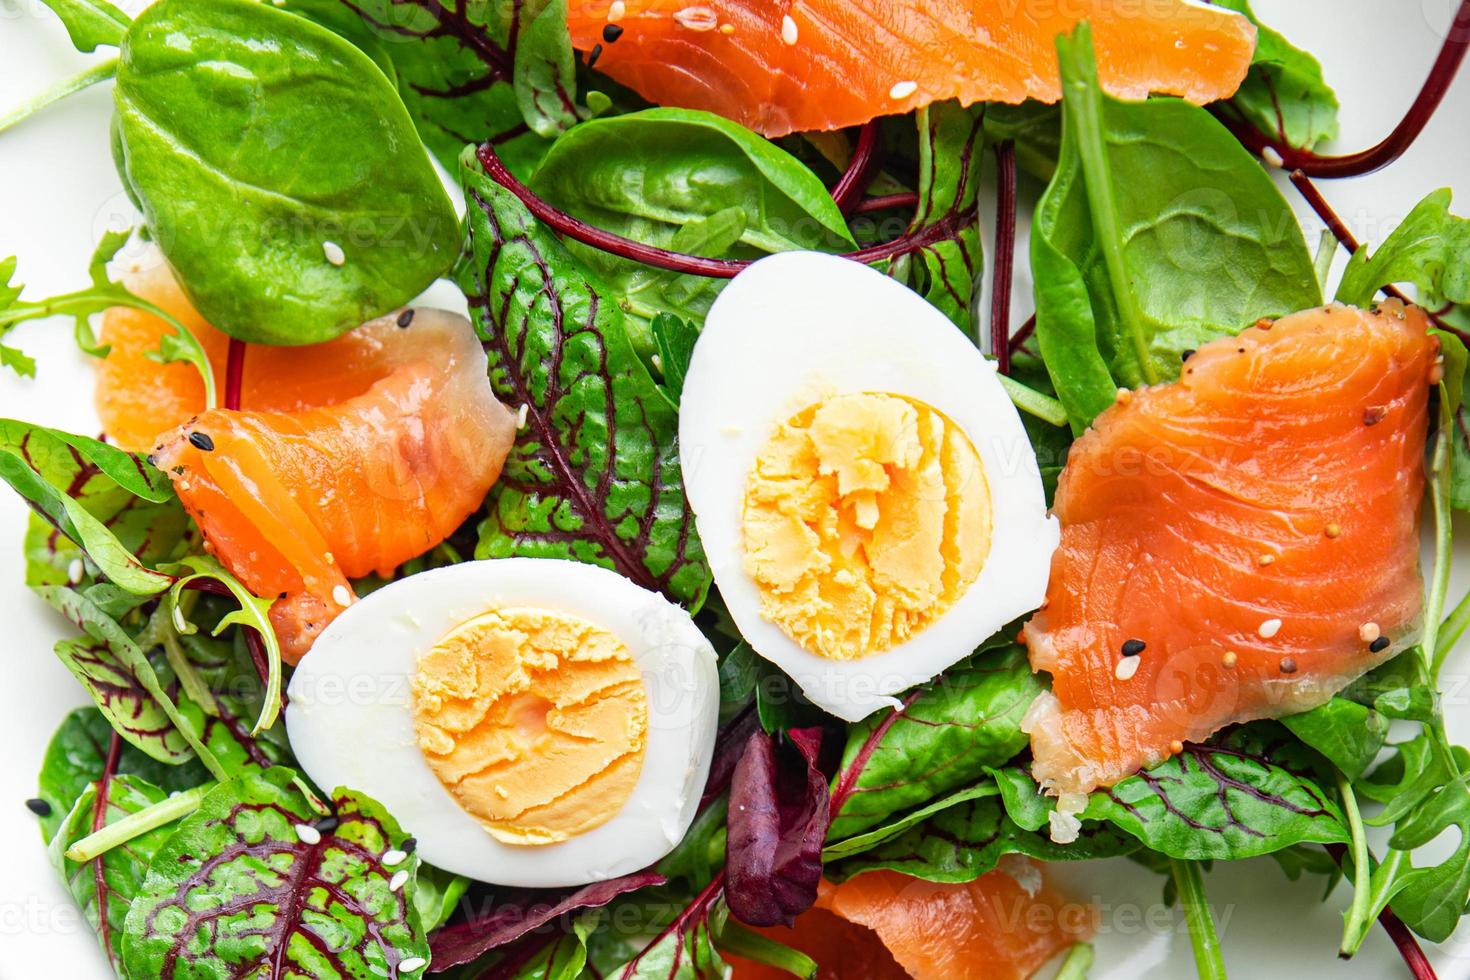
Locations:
4;1;1470;978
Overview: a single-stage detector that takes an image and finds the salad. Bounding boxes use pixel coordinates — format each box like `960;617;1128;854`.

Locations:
1;0;1468;978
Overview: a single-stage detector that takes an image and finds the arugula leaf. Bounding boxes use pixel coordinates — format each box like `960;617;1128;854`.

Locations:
36;0;130;52
827;792;1135;884
896;101;984;336
458;153;710;607
122;769;428;978
651;312;698;407
1213;0;1340;150
1092;724;1350;860
1282;697;1389;780
529;108;853;350
114;0;461;345
1034;25;1320;430
827;645;1040;839
48;774;174;968
1336;188;1470;309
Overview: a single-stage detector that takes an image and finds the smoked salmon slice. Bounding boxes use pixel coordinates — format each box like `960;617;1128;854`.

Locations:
726;863;1091;979
567;0;1257;137
1022;302;1436;798
98;264;517;662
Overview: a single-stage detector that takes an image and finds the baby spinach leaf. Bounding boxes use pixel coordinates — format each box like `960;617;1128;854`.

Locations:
36;0;130;52
122;769;428;978
1212;0;1340;150
1093;724;1349;860
529;108;852;349
458;154;710;607
1282;698;1389;780
896;102;984;336
826;793;1136;884
726;728;827;927
827;645;1040;840
411;863;469;934
53;635;193;766
49;774;174;968
1336;188;1470;309
1034;25;1320;430
114;0;460;345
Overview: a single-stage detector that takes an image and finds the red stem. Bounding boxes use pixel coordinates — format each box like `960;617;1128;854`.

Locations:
91;731;122;961
853;192;920;215
830;122;881;214
990;141;1018;374
224;337;246;412
1217;0;1470;178
1326;844;1437;979
1009;314;1037;352
827;691;922;817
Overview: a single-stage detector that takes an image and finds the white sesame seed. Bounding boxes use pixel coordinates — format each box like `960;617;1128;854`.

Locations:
1258;618;1282;639
516;404;529;428
322;241;346;266
382;849;407;867
1115;656;1141;681
889;80;918;100
332;584;354;607
607;0;624;20
399;958;427;975
1262;147;1285;168
67;558;84;584
673;5;718;30
1359;622;1381;644
294;823;321;845
390;869;409;891
781;14;798;45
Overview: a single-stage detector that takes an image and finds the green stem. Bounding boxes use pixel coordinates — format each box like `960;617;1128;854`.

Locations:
1053;942;1095;980
1170;859;1227;980
1313;229;1337;293
0;58;117;136
1343;848;1409;958
1058;26;1157;385
1428;392;1456;681
64;782;213;863
714;921;817;979
1336;773;1373;956
997;373;1069;427
1441;584;1470;659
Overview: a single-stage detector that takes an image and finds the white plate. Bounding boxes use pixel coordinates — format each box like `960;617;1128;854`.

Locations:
1;1;1468;976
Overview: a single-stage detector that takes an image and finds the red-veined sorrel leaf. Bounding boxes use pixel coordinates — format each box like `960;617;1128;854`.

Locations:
53;635;193;765
457;153;710;608
122;768;427;978
430;871;664;971
1210;0;1339;151
725;728;827;927
616;876;727;979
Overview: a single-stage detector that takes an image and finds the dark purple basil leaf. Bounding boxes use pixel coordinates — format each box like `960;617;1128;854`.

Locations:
725;727;828;927
430;871;663;971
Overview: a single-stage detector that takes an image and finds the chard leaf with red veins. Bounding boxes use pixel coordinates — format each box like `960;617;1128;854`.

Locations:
121;768;428;979
456;153;710;608
430;871;664;971
617;878;728;979
53;635;193;765
726;728;828;927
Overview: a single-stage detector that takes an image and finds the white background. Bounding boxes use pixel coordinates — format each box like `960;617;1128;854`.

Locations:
2;0;1470;976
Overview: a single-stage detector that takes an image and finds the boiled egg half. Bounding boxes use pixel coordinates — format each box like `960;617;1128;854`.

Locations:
679;252;1056;722
285;558;719;886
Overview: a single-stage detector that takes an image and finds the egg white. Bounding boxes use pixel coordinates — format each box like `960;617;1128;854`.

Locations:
285;557;719;887
678;251;1057;722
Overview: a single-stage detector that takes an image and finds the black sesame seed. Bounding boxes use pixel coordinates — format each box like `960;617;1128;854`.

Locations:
1181;349;1196;362
1279;657;1299;674
1121;638;1146;657
588;42;603;67
24;798;51;817
1370;635;1391;653
188;431;215;452
402;836;417;854
396;309;415;329
602;23;624;42
314;815;340;834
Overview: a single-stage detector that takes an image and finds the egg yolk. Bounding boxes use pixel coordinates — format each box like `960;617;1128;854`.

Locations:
410;607;648;846
742;392;991;660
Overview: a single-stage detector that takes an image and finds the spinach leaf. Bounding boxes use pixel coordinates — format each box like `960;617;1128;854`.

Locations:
411;863;469;934
1212;0;1340;150
1281;697;1389;780
1335;188;1470;309
827;645;1040;839
114;0;460;345
1033;25;1320;430
122;769;428;978
458;152;710;607
529;108;852;350
895;102;984;336
1092;724;1349;860
36;0;130;52
48;774;174;968
35;708;211;843
827;793;1135;884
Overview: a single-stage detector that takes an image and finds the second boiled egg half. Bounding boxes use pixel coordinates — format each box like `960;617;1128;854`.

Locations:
679;252;1056;722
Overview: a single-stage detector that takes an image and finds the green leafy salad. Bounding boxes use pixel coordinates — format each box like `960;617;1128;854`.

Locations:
3;1;1470;978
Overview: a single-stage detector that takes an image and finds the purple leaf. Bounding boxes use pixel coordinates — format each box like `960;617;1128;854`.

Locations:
725;727;828;927
429;871;664;971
